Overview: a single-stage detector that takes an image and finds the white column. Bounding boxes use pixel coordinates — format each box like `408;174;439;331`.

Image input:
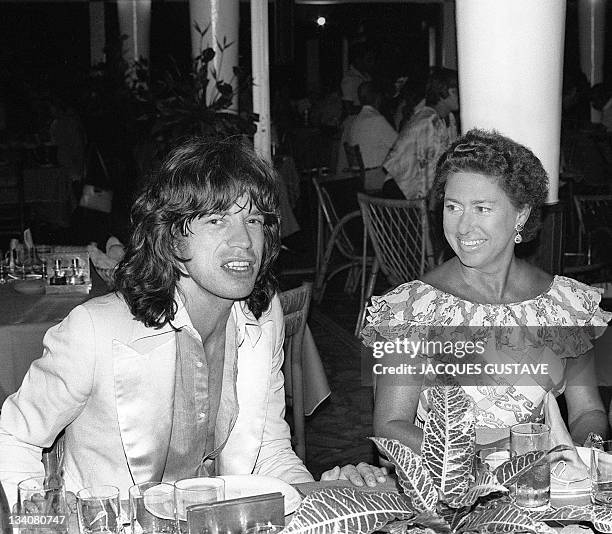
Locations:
189;0;239;109
251;0;271;161
89;1;105;66
441;0;457;70
456;0;565;203
117;0;151;62
578;0;606;123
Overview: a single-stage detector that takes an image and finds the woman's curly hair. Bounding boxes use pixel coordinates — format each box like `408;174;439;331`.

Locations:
114;136;281;328
431;129;549;242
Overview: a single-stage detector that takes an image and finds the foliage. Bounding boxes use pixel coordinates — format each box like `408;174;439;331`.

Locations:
281;384;604;534
145;22;256;155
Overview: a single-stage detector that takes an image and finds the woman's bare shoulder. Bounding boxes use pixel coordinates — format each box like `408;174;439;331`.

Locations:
419;259;459;294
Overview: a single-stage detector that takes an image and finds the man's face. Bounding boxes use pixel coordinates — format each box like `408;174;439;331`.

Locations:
445;87;459;112
177;194;265;306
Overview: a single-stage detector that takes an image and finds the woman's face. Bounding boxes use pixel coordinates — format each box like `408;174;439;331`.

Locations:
443;172;530;272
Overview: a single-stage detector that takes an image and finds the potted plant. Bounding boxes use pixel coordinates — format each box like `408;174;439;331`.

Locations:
147;23;256;156
281;384;612;534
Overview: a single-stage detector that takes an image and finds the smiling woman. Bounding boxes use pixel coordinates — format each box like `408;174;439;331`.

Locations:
362;129;611;453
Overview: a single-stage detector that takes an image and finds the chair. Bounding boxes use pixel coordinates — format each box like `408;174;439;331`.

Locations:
311;173;374;304
563;194;612;282
355;193;433;335
0;163;26;238
278;282;313;461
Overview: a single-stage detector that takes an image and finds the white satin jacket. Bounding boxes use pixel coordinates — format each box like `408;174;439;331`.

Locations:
0;292;312;505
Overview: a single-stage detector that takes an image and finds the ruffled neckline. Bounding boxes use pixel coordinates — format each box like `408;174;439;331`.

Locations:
360;275;611;359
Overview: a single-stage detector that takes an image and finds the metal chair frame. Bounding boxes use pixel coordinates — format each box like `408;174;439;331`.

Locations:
355;193;433;335
564;194;612;281
278;281;313;461
311;174;374;304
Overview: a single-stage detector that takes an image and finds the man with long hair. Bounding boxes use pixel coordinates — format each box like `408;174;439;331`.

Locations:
0;137;386;505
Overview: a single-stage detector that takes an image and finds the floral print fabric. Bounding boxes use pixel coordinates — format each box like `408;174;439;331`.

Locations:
361;276;611;428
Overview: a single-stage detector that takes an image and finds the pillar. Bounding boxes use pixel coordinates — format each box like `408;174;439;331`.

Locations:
456;0;566;204
251;0;271;161
578;0;607;123
189;0;239;109
89;1;105;65
441;0;457;70
117;0;151;62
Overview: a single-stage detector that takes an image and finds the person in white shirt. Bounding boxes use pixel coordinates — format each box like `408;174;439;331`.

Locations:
341;43;375;116
347;81;397;191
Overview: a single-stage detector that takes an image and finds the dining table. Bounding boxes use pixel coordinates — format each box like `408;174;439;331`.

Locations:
0;275;330;413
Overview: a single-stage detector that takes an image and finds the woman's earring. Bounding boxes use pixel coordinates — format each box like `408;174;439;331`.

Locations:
514;223;524;244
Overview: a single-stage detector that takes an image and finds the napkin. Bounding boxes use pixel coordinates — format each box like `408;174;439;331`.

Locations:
87;237;125;270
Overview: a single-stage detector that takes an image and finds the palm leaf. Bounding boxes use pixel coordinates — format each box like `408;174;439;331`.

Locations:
370;437;438;513
421;384;475;504
282;488;414;534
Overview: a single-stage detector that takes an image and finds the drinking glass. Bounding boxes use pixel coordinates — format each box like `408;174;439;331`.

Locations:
591;439;612;505
173;478;224;534
76;485;121;534
129;482;174;534
510;423;550;508
17;475;69;534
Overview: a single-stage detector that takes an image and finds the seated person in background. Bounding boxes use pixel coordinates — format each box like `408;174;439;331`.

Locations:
0;137;386;506
382;67;458;200
346;81;397;191
363;129;610;452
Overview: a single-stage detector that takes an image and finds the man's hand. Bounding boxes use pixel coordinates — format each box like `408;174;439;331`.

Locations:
320;463;388;488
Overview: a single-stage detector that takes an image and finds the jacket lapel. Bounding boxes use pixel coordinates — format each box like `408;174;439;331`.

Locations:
113;323;176;484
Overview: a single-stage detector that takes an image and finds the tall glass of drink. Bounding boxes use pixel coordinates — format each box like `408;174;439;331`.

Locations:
510;423;550;508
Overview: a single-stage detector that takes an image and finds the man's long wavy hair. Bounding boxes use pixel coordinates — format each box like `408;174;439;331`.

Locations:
114;137;281;328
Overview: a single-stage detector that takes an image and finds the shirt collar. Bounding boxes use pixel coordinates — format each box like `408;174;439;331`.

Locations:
170;294;266;348
128;293;269;349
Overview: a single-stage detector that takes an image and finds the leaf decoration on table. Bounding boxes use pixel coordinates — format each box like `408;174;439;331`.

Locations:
282;488;414;534
452;465;508;508
370;437;438;513
535;504;593;524
592;505;612;533
494;445;573;486
421;384;475;506
455;501;540;533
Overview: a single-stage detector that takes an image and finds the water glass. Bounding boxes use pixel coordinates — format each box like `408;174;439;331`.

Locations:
129;482;174;534
76;485;121;534
591;439;612;505
173;478;224;534
510;423;550;508
17;475;69;534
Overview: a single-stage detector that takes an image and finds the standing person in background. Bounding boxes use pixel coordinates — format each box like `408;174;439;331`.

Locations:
347;81;397;191
341;43;376;116
382;68;459;200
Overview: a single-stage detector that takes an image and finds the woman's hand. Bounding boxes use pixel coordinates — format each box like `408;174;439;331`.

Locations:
320;463;388;487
